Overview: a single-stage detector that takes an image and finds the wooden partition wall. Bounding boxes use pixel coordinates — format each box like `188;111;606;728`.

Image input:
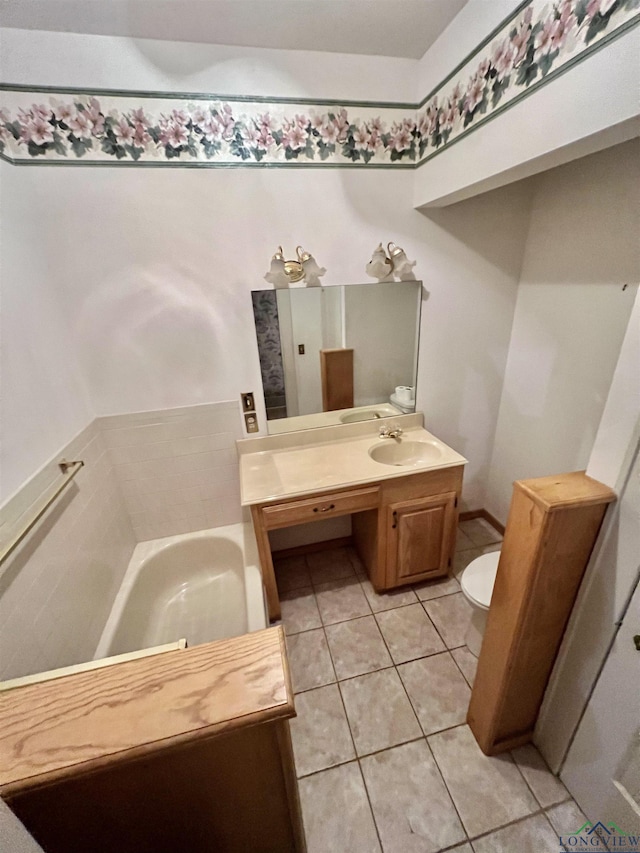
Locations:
0;627;304;853
468;471;615;756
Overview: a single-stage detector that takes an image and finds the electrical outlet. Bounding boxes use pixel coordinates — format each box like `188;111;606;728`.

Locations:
244;412;259;433
241;392;255;413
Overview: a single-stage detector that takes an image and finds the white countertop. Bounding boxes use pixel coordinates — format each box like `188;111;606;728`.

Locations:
238;424;467;506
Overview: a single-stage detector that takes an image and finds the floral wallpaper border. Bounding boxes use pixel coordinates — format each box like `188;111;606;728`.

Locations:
0;0;637;168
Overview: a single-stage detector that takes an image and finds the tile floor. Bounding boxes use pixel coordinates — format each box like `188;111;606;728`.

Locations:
277;517;586;853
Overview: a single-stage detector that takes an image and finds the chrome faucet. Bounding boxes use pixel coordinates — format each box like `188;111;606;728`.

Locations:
379;424;403;440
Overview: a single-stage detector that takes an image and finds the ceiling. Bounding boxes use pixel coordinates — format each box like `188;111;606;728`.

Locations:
0;0;468;60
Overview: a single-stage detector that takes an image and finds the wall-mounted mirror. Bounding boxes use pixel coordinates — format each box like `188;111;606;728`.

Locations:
251;282;422;434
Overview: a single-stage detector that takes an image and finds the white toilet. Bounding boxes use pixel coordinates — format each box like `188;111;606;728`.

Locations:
460;550;501;657
389;391;415;414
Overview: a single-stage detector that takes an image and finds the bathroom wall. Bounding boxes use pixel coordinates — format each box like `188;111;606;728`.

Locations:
345;282;419;407
0;26;534;512
0;161;94;502
0;422;136;680
99;401;243;542
414;0;640;206
485;139;640;524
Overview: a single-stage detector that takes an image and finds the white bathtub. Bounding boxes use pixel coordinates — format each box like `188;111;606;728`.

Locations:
94;522;267;659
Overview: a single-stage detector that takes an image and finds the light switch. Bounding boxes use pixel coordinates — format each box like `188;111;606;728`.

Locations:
298;344;305;355
241;392;255;413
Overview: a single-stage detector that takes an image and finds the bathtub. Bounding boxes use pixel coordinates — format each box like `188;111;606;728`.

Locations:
95;522;267;660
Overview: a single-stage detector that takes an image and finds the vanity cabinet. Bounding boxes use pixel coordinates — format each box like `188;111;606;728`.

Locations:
251;464;464;619
385;491;457;585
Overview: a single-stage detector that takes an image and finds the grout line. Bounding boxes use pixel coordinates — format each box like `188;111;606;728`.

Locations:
423;729;471;844
294;735;428;781
353;758;384;852
510;750;545;810
418;599;452;649
465;806;551;845
320;616;360;760
449;645;476;689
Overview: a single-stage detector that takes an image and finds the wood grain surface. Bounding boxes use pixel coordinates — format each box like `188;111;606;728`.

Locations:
0;626;293;795
468;471;615;754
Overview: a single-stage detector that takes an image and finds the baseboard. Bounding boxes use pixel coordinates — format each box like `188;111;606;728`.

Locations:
272;536;353;559
459;508;505;536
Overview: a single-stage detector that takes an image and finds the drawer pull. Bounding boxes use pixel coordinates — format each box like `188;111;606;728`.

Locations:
392;510;398;529
313;503;336;513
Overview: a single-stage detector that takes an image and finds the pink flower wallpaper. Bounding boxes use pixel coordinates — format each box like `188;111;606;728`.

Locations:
0;0;637;167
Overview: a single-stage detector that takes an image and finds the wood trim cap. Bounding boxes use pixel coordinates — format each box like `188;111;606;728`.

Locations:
514;471;616;513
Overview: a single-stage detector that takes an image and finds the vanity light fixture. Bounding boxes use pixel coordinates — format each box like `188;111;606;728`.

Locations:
263;246;326;288
366;242;416;282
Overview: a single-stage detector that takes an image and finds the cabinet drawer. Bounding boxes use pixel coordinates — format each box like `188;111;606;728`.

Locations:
261;486;380;530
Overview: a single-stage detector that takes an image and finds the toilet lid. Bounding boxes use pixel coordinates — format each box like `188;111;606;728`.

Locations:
460;551;500;610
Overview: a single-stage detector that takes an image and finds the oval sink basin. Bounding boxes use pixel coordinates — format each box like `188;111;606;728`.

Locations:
369;440;443;467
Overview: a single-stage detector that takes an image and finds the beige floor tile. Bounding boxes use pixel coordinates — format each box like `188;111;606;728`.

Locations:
307;548;356;585
455;528;476;551
459;517;503;548
451;646;478;687
511;743;569;808
447;846;473;852
375;603;445;664
274;554;311;592
289;684;355;777
339;668;421;756
428;725;537;837
453;548;481;581
414;575;461;601
315;577;371;625
298;762;381;853
545;799;589;838
423;593;472;649
398;652;471;735
281;587;322;634
360;739;466;853
324;616;392;680
472;813;560;852
286;628;336;693
360;576;418;612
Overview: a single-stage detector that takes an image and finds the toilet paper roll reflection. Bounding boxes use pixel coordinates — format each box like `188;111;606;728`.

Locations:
395;386;415;404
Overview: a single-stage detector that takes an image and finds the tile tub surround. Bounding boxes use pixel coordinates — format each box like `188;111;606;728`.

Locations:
277;525;581;851
0;421;136;681
99;401;243;542
0;400;247;681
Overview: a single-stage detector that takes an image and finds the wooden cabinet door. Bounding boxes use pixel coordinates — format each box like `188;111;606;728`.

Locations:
386;492;456;586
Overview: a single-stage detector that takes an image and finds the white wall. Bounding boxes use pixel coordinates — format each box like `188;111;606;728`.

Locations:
4;165;531;508
345;281;419;407
0;25;535;511
417;181;533;509
536;289;640;774
0;162;94;501
0;26;417;102
485;140;640;524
